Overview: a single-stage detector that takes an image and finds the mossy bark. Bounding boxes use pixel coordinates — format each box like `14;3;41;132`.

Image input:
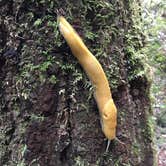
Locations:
0;0;154;166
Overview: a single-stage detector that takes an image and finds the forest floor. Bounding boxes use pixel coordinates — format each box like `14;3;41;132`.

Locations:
152;70;166;166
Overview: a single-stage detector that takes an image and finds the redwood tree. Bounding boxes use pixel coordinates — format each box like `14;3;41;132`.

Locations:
0;0;154;165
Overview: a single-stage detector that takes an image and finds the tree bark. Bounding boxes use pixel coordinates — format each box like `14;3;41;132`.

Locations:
0;0;154;166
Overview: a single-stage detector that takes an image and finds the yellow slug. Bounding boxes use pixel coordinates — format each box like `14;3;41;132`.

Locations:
58;16;117;141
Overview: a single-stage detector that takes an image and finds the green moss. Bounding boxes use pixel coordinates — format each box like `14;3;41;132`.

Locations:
34;18;42;27
0;130;6;162
142;115;154;142
49;75;57;84
30;114;45;122
131;139;142;158
74;156;90;166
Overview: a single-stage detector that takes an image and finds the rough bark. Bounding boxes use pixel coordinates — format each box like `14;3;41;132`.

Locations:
0;0;154;166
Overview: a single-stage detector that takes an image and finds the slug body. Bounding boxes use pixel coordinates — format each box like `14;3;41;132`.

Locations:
58;16;117;140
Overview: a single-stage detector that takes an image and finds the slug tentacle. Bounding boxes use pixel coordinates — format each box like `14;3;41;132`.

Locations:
58;16;117;141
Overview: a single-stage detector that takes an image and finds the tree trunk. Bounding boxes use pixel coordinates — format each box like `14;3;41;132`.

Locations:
0;0;154;166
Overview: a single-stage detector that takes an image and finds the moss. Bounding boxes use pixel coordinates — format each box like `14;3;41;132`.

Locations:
0;131;6;162
131;139;142;162
142;115;154;143
74;156;90;166
30;114;45;122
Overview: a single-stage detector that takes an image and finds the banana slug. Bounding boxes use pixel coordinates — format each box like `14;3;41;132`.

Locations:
58;16;117;142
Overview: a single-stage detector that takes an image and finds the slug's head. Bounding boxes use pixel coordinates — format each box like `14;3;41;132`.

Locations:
101;99;117;140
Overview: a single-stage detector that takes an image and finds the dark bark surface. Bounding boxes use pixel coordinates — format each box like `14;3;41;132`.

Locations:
0;0;154;166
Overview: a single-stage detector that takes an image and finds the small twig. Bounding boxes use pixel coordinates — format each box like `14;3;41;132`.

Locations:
15;35;25;40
